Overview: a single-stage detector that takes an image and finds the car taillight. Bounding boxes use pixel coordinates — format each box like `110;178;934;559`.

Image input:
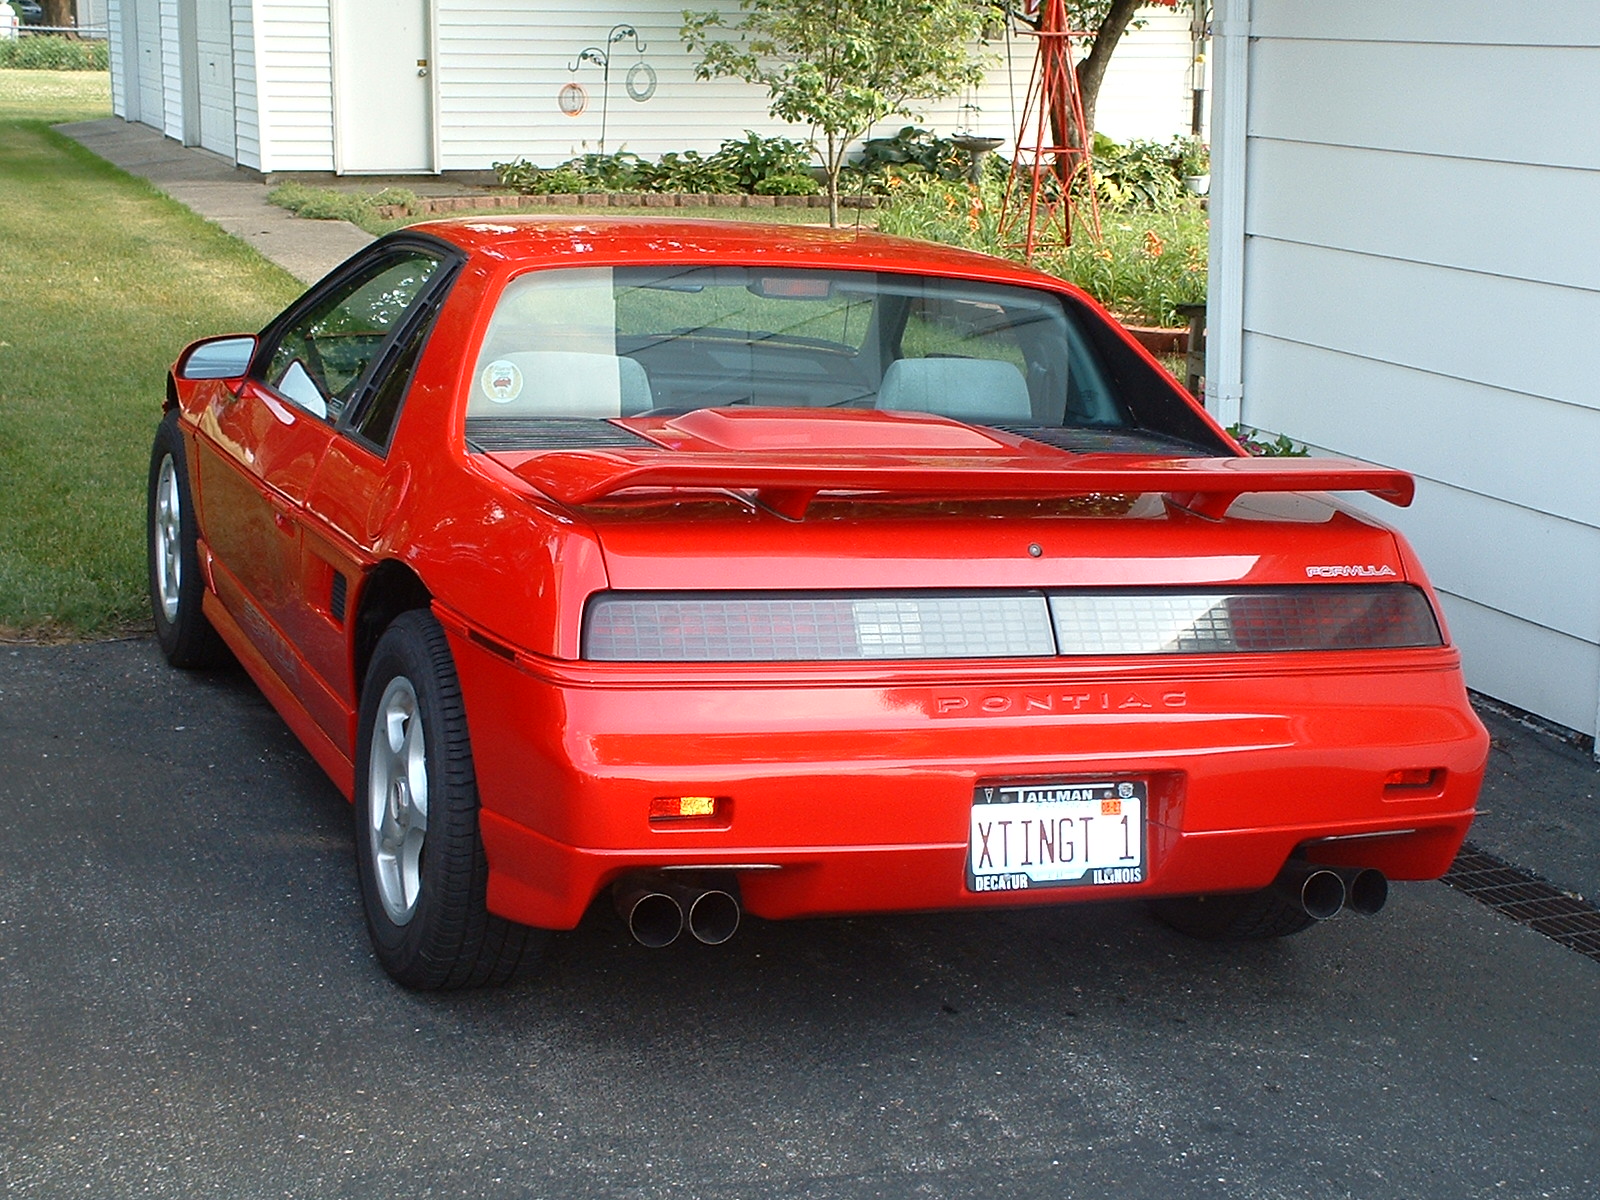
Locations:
584;593;1056;661
582;586;1442;662
1048;586;1441;655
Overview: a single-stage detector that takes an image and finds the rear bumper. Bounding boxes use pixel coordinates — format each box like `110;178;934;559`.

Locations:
448;634;1487;930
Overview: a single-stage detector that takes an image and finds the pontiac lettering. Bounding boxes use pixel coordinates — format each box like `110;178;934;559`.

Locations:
936;690;1187;716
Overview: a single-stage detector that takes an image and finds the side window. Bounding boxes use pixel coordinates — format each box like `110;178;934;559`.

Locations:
263;252;441;421
351;312;433;450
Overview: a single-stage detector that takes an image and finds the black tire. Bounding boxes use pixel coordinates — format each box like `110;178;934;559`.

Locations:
1148;889;1318;941
147;410;231;668
353;609;548;990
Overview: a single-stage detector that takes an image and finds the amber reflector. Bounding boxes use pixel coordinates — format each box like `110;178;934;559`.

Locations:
1384;768;1438;789
650;796;718;820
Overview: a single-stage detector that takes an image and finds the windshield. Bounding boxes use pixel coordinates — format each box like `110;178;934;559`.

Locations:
465;265;1167;441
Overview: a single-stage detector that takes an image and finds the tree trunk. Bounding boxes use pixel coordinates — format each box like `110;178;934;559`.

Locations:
40;0;73;29
823;132;843;228
1074;0;1144;140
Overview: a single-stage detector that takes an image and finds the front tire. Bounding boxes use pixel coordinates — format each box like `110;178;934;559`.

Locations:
354;610;547;989
147;410;230;668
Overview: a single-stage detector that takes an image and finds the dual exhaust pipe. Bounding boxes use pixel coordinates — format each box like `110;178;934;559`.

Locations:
1273;860;1389;921
613;874;741;948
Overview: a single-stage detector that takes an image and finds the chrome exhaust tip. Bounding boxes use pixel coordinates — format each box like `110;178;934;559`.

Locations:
613;878;684;948
685;886;741;946
1338;867;1389;916
1273;860;1346;920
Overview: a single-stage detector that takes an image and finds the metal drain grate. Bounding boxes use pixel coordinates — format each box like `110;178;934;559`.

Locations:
1442;843;1600;962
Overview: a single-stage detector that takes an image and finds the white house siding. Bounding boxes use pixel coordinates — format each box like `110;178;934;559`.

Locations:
250;2;334;170
431;1;1199;171
160;0;183;139
107;1;1197;171
108;1;127;115
131;0;161;125
231;0;261;170
1206;0;1600;741
1090;6;1205;145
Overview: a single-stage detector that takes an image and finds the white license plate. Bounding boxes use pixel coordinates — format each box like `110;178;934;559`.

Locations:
966;779;1146;892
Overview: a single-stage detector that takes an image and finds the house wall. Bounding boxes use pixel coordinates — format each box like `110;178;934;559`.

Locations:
107;0;126;113
159;0;182;138
249;1;334;171
107;1;1202;172
431;2;1201;170
231;0;260;169
1206;0;1600;741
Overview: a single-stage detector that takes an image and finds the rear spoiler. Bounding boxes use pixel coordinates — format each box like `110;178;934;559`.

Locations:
507;451;1415;520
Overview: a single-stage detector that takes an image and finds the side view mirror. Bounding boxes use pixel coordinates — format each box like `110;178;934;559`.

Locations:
177;334;258;380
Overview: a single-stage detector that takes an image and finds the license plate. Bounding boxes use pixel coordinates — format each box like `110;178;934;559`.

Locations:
967;779;1146;892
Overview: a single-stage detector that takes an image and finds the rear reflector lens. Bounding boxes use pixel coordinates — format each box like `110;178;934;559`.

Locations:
583;586;1442;662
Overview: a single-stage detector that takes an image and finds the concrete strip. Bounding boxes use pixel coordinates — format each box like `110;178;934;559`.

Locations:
56;117;373;285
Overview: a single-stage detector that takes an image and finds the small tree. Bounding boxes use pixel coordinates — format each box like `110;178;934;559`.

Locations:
683;0;987;226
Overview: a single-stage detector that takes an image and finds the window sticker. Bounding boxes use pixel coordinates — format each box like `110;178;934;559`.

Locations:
481;359;524;404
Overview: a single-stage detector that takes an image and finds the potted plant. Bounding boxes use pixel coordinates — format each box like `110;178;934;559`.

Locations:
1171;136;1210;195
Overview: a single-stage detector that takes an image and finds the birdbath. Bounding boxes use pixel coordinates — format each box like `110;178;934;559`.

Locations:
951;134;1004;184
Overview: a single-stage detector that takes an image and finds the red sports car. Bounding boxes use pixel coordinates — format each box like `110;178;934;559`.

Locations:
148;218;1487;989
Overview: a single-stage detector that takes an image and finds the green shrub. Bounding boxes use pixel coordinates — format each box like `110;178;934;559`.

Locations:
709;131;813;191
857;126;969;182
491;158;542;193
639;149;738;194
567;150;647;191
0;35;110;71
752;172;819;196
1229;425;1309;457
1088;135;1184;210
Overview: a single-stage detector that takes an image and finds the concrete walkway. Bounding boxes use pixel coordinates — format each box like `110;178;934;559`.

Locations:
58;117;374;284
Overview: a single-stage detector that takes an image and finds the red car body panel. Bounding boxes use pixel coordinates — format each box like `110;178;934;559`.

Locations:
165;217;1488;934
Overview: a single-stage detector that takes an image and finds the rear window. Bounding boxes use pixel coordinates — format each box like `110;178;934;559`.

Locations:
465;265;1221;453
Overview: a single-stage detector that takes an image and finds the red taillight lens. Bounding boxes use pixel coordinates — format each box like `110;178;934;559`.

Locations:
582;586;1443;662
585;593;1056;662
1049;585;1442;656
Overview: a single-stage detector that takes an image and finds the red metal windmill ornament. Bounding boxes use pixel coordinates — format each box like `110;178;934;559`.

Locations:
997;0;1100;259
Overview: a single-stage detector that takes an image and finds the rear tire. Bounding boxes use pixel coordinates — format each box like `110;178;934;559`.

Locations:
1149;889;1318;941
147;410;230;668
354;609;547;989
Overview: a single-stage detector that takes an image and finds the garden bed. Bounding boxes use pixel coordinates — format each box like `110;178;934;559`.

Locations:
374;191;880;220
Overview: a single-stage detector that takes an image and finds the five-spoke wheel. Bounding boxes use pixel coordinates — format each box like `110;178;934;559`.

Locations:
353;610;546;989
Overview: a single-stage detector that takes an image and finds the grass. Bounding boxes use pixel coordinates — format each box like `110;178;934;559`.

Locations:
0;68;112;123
0;75;303;640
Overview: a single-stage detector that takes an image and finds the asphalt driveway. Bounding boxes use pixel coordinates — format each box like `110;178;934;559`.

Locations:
2;638;1598;1199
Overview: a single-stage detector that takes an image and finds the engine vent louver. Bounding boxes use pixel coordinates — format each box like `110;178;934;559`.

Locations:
466;419;655;453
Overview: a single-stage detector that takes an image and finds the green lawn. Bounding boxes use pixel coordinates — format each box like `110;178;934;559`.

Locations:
0;68;112;123
0;73;303;640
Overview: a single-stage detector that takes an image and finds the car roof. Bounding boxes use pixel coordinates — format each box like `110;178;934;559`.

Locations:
403;215;1088;294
